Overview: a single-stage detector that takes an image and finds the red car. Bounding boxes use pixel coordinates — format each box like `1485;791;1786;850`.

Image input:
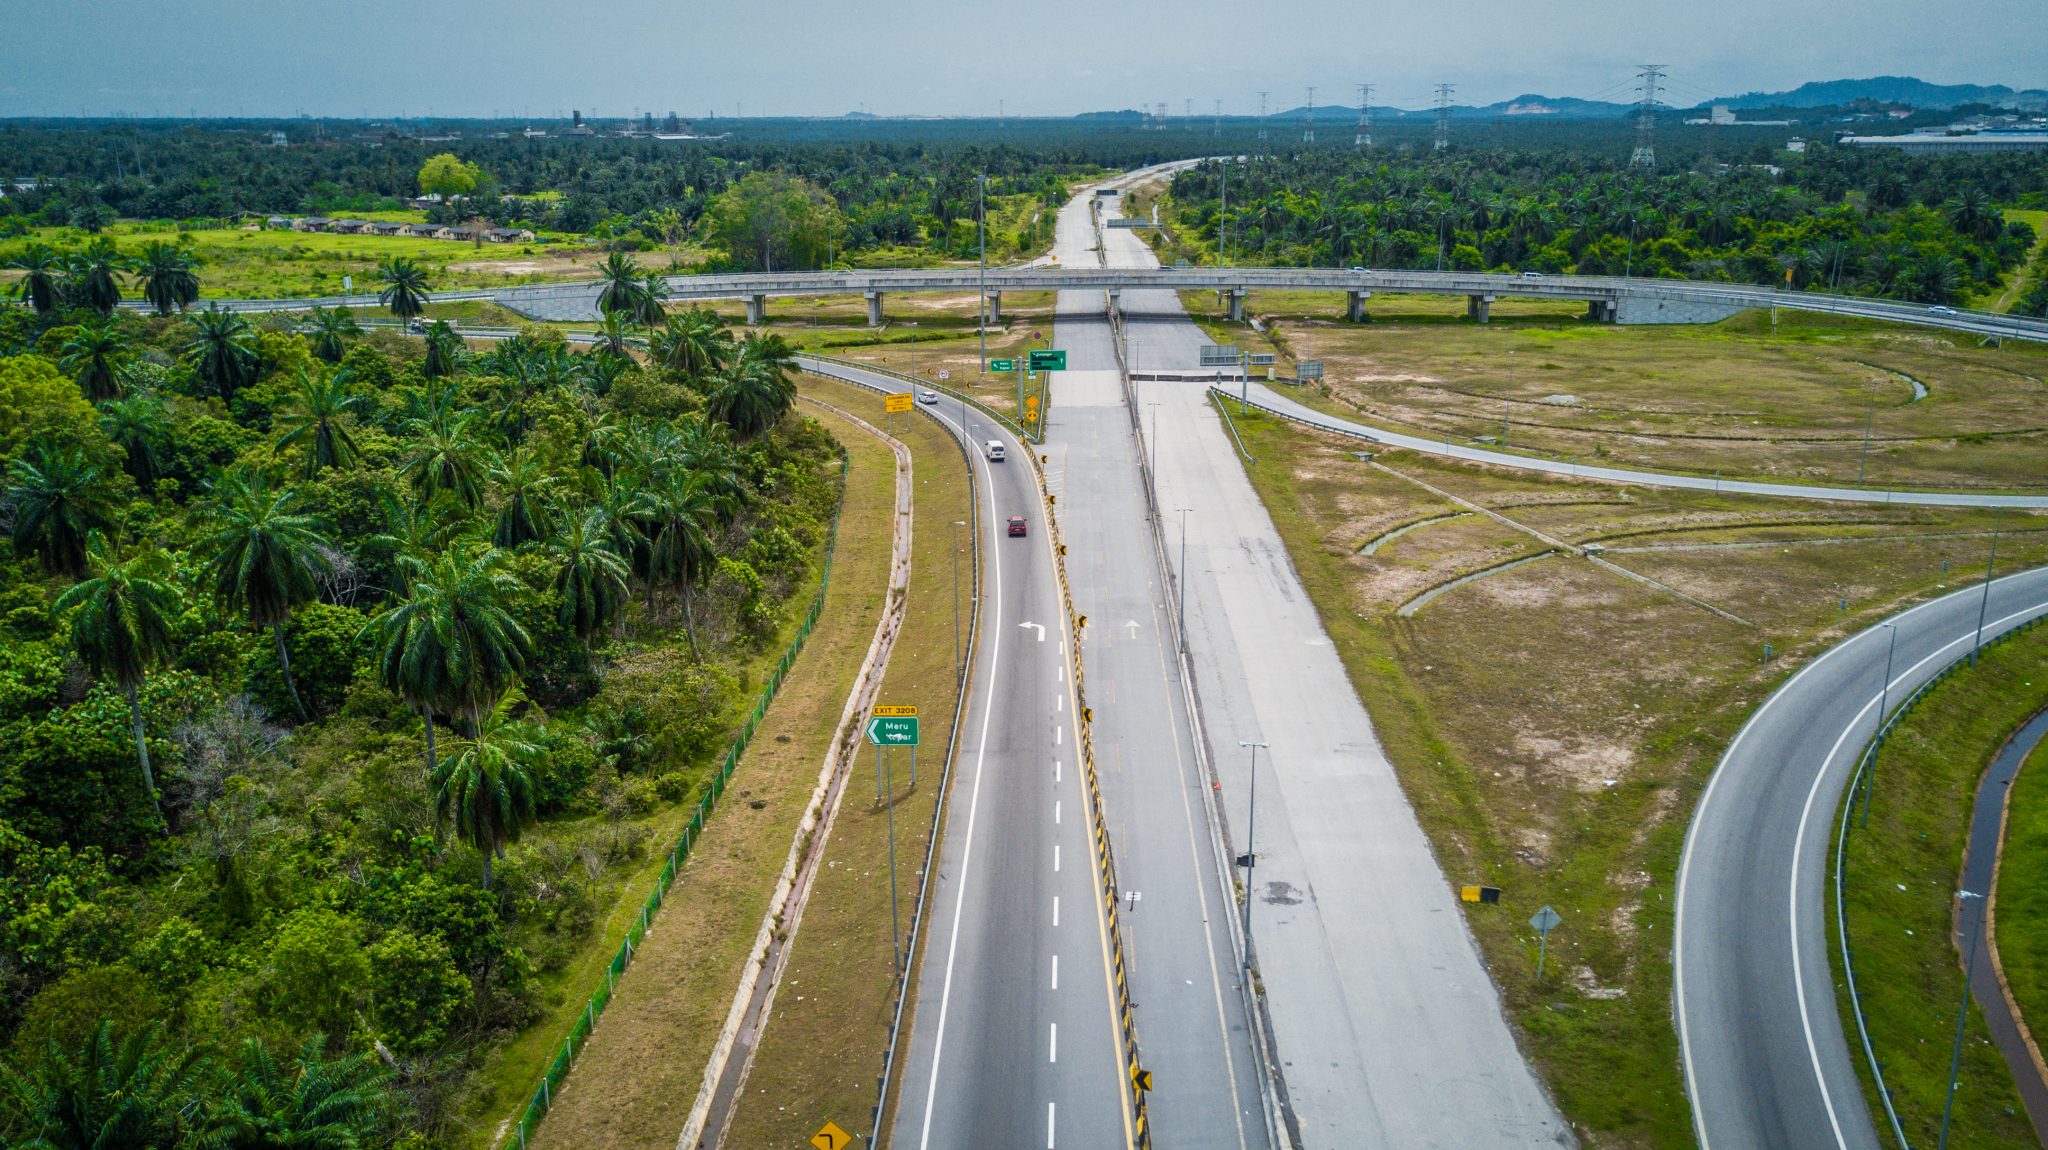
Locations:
1007;515;1028;537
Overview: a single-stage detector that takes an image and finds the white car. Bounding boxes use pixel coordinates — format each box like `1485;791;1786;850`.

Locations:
1520;271;1546;280
1927;305;1959;317
918;390;940;405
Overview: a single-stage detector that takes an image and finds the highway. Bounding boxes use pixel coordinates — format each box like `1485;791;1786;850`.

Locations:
1099;176;1574;1146
1223;380;2048;509
797;359;1131;1150
1041;168;1274;1148
1675;569;2048;1150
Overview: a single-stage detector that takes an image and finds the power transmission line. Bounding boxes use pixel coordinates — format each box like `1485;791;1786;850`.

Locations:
1434;83;1455;151
1631;64;1665;169
1257;90;1268;140
1303;86;1315;143
1355;83;1373;148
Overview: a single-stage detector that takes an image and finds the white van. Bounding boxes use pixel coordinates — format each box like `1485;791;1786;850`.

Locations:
985;440;1006;462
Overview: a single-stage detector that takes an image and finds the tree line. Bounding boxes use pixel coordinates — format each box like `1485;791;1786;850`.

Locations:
0;271;842;1146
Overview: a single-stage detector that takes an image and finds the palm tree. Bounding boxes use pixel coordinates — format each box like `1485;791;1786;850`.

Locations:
184;307;260;405
592;310;638;358
196;473;333;722
548;509;630;648
401;411;489;508
100;393;171;486
274;368;363;477
593;251;645;317
636;470;721;657
58;319;128;401
632;270;670;327
487;446;556;548
708;334;798;439
6;440;118;577
65;237;129;316
364;543;532;773
203;1034;389;1150
5;241;66;315
305;306;362;363
134;241;201;316
649;308;734;379
366;490;462;596
0;1021;208;1150
432;711;540;890
422;319;464;378
54;534;181;809
376;256;431;320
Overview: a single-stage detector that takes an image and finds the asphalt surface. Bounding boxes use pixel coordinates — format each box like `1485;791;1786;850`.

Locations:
1041;170;1274;1150
798;360;1130;1150
1100;180;1573;1147
1675;569;2048;1150
1223;382;2048;510
1963;708;2048;1142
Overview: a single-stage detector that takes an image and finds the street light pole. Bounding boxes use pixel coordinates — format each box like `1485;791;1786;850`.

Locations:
1857;386;1877;488
1177;508;1191;654
1860;620;1897;828
1237;740;1268;972
1974;507;2003;664
950;520;966;688
977;173;988;374
1939;889;1986;1150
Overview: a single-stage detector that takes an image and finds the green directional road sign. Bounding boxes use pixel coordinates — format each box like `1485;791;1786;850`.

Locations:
1028;349;1067;372
865;715;920;746
988;358;1016;372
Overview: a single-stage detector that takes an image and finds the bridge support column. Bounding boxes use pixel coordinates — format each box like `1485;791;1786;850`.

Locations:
745;294;767;325
1587;300;1617;323
988;290;1002;324
1227;288;1246;323
1107;289;1121;319
1346;290;1371;323
1467;293;1495;323
865;291;884;327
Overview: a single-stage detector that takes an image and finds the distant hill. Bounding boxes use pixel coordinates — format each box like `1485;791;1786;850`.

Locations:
1715;76;2048;110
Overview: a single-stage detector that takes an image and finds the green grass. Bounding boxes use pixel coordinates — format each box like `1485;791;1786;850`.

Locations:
1996;735;2048;1056
1831;626;2048;1150
1981;209;2048;313
1221;400;2048;1148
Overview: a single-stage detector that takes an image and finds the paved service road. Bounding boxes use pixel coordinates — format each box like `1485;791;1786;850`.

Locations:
1100;177;1573;1146
1676;569;2048;1150
1042;169;1275;1149
1224;382;2048;510
800;360;1131;1150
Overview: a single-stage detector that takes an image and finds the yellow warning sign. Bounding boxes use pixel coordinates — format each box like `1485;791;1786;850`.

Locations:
872;705;918;717
811;1120;853;1150
883;392;914;413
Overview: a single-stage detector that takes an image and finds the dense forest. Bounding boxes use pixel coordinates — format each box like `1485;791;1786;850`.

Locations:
0;256;844;1146
1163;143;2048;307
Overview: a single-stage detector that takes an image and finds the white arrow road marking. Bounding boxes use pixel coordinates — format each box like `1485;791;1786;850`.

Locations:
1124;620;1140;637
1020;621;1046;641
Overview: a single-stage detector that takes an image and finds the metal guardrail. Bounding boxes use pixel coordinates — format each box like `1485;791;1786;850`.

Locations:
797;354;1038;445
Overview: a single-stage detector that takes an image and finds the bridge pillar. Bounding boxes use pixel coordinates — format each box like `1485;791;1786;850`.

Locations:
1227;288;1246;323
745;294;767;325
988;290;1002;324
1467;294;1495;324
1587;300;1617;323
865;291;884;327
1346;290;1371;323
1107;288;1121;319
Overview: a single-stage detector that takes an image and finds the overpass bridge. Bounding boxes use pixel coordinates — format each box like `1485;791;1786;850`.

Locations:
169;267;2048;345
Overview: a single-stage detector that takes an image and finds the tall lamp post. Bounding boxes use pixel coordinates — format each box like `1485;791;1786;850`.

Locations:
951;520;967;688
1176;508;1191;654
1939;889;1986;1150
1861;620;1898;827
977;173;988;374
1237;740;1269;971
1974;507;2003;664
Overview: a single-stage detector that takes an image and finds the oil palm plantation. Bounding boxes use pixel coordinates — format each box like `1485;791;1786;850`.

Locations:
431;710;541;890
134;240;201;316
636;470;722;657
367;490;462;596
593;251;646;317
376;256;432;320
99;393;171;486
708;334;798;439
5;241;66;315
57;319;128;401
196;472;334;722
6;440;118;577
65;237;129;316
53;534;181;811
649;308;734;380
487;446;557;548
0;1021;209;1150
274;367;363;477
548;509;631;647
305;305;363;363
184;307;260;405
203;1034;390;1150
365;543;532;773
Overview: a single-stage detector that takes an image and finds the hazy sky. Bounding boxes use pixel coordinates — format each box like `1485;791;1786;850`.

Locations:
4;0;2044;119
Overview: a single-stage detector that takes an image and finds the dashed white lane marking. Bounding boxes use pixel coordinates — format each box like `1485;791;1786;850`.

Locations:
1053;895;1061;928
1055;760;1062;783
1052;953;1060;990
1056;799;1062;825
1048;1102;1057;1149
1054;844;1061;872
1050;1022;1059;1063
1055;726;1062;746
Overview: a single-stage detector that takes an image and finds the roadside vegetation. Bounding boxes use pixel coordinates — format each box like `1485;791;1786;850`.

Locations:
0;283;846;1148
1832;626;2048;1149
1994;736;2048;1071
1219;389;2048;1147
